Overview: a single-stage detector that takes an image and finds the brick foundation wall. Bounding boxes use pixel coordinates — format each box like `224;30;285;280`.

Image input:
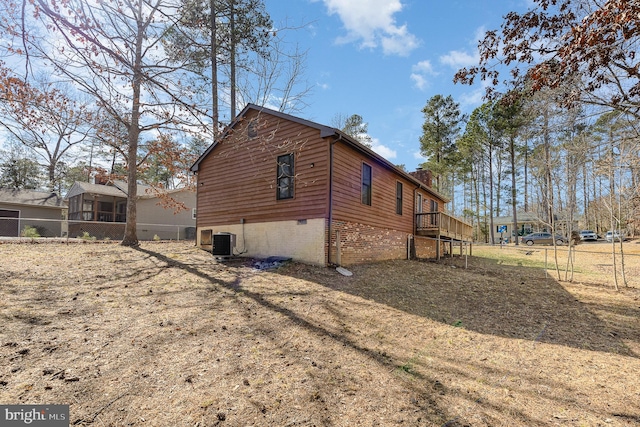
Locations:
414;235;438;259
329;220;410;265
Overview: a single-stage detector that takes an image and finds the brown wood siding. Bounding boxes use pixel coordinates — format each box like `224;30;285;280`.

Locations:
416;189;440;214
196;110;330;227
331;142;416;233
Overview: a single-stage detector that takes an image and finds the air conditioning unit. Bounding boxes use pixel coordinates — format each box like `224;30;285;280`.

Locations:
212;232;236;258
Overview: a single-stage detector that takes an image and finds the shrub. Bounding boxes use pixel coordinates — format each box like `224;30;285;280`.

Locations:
77;231;96;241
21;226;40;238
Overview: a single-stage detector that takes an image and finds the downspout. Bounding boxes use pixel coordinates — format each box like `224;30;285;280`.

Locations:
193;171;199;247
411;185;420;260
327;135;342;266
413;185;420;234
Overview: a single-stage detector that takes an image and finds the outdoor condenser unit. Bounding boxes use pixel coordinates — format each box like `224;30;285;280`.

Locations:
212;232;236;258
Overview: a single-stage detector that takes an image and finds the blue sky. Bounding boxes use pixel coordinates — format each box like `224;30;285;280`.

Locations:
264;0;530;172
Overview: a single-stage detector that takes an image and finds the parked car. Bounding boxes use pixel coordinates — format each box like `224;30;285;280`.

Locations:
521;232;567;246
579;230;598;241
605;230;625;242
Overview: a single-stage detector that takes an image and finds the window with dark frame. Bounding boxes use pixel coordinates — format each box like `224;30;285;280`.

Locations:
277;153;295;200
396;182;403;215
362;163;372;206
248;119;258;138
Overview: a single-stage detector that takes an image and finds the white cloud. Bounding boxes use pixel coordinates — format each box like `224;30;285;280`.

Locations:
459;80;493;108
413;151;426;160
370;137;397;159
412;60;435;74
474;26;488;44
459;88;484;107
439;50;479;69
380;25;420;56
410;60;436;90
439;25;485;70
319;0;420;56
410;73;427;90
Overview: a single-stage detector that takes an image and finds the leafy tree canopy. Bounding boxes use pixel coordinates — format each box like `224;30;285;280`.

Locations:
455;0;640;118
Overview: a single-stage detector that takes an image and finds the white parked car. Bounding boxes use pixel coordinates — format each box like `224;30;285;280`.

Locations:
605;231;625;242
579;230;598;241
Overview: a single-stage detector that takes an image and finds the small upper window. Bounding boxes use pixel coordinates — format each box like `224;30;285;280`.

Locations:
362;163;372;206
277;153;294;200
248;119;258;138
396;182;403;215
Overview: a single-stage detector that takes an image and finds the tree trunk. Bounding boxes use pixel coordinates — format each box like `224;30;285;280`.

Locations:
509;135;518;245
488;140;495;245
523;138;529;212
48;162;56;193
121;9;144;247
230;0;236;119
481;165;488;243
608;128;619;290
474;167;481;242
210;0;218;135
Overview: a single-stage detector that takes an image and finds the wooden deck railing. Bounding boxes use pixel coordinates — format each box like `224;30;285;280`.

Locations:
416;212;473;241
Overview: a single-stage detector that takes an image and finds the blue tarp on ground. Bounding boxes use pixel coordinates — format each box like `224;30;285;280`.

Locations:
253;256;292;270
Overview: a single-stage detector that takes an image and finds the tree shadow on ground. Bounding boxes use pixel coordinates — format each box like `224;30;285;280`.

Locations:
127;247;640;426
276;255;639;358
127;246;500;426
5;243;638;426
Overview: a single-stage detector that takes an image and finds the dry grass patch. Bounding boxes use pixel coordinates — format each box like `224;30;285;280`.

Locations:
0;241;639;426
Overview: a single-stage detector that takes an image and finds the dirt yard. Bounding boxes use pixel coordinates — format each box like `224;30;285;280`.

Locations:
1;240;639;426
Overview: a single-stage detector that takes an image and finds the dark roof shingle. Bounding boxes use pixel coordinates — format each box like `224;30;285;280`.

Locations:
0;189;66;208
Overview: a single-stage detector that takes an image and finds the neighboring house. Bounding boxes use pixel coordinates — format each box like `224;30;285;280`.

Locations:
492;212;579;243
492;212;540;243
65;180;196;240
190;104;472;266
0;189;67;237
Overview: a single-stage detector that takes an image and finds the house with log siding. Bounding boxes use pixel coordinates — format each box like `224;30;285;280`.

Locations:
190;104;472;265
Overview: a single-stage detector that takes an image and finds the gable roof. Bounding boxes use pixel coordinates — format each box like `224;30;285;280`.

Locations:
66;181;128;199
0;188;66;209
65;180;156;200
191;104;449;202
190;103;336;173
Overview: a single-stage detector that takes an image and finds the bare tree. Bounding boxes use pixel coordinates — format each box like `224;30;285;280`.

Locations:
3;0;210;246
0;76;93;192
238;34;312;115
